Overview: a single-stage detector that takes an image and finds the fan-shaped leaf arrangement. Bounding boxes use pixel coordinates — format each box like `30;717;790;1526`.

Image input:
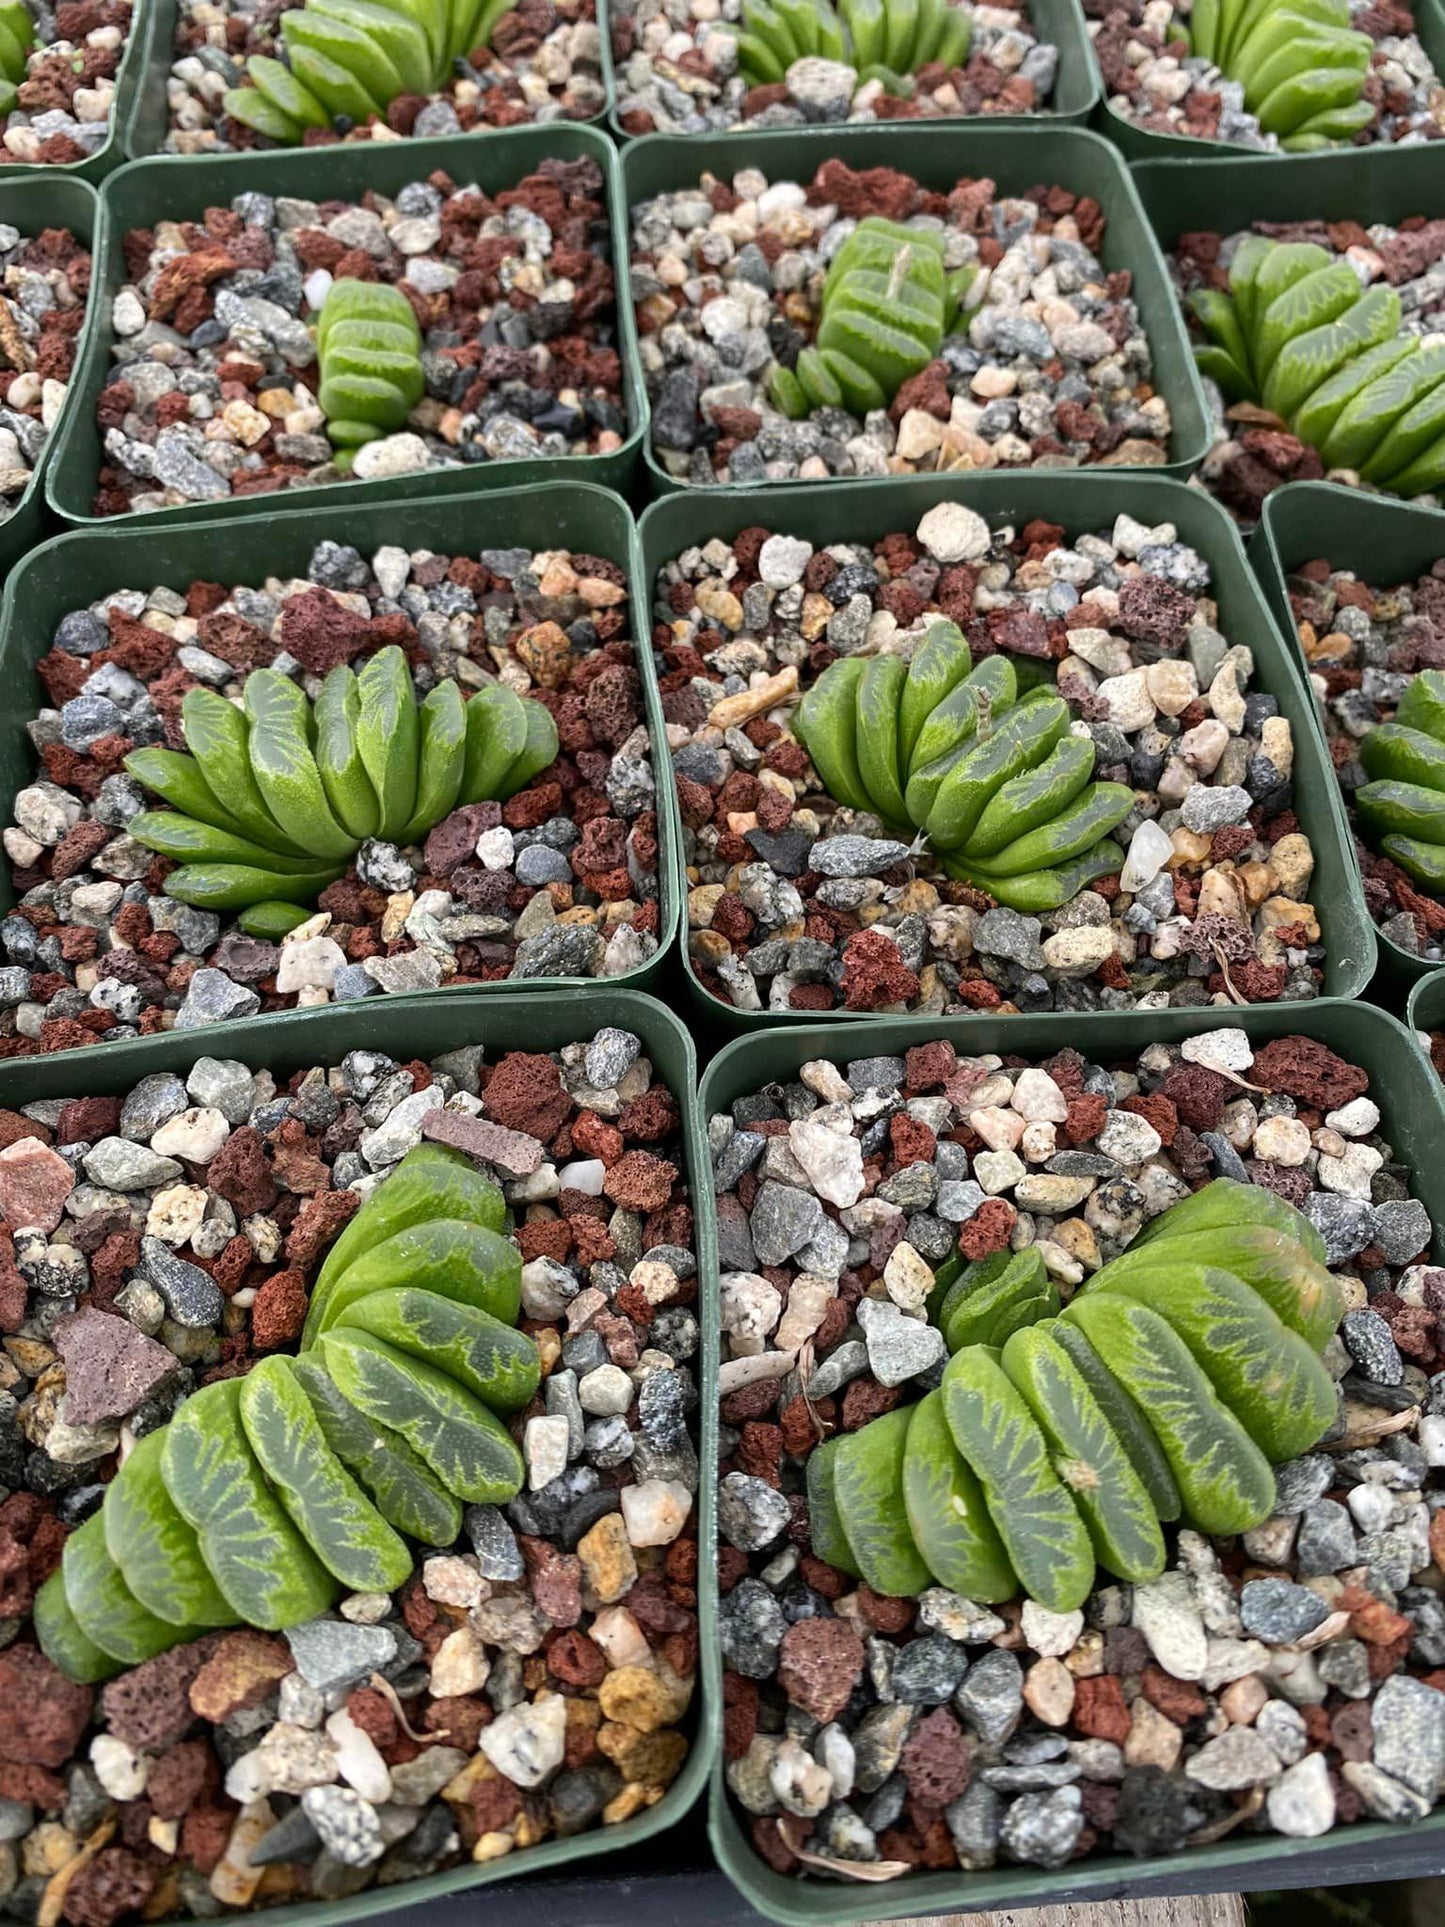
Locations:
1190;237;1445;496
1355;667;1445;890
123;645;558;936
37;1143;537;1682
316;279;425;460
769;220;978;419
733;0;971;94
792;618;1134;910
223;0;517;143
1183;0;1374;149
818;1178;1341;1612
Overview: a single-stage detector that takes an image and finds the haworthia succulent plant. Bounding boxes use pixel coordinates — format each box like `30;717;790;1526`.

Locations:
315;279;425;461
37;1143;537;1682
1184;0;1375;149
1353;669;1445;892
223;0;516;143
125;645;558;935
769;218;978;420
0;2;33;118
1189;236;1445;497
791;617;1134;909
732;0;971;93
824;1178;1339;1612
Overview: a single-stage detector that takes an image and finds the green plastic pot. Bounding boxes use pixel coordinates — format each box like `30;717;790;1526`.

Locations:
1407;963;1445;1036
45;124;644;531
0;177;101;586
697;995;1445;1926
1092;0;1445;162
618;122;1211;495
604;0;1100;138
0;985;716;1927
1133;137;1445;239
0;0;151;183
636;469;1375;1036
0;480;681;1040
1253;479;1445;996
122;0;615;159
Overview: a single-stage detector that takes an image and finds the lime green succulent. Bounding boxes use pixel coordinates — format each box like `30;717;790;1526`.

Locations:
1190;236;1445;497
792;618;1135;911
733;0;971;94
316;279;425;460
223;0;516;143
815;1178;1341;1612
124;646;558;936
0;0;34;118
1353;668;1445;891
769;217;976;419
37;1145;536;1682
1184;0;1375;149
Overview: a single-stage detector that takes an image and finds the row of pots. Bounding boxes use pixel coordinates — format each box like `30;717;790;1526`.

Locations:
16;0;1445;178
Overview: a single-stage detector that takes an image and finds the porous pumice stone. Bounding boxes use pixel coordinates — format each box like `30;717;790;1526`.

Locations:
716;1024;1445;1878
0;538;661;1054
610;0;1058;135
0;224;91;522
162;0;605;152
1173;219;1445;525
667;504;1322;1017
632;159;1171;487
0;1026;699;1910
93;161;626;515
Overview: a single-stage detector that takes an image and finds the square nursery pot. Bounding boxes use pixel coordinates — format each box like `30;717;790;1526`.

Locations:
1408;962;1445;1035
0;478;683;1026
0;0;152;183
0;176;101;586
636;468;1376;1040
0;984;718;1927
604;0;1101;140
1252;478;1445;999
696;995;1445;1927
618;121;1212;496
44;122;645;528
121;0;616;160
1091;0;1445;162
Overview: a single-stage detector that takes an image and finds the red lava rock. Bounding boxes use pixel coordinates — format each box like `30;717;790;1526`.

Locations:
899;1706;971;1808
723;1671;759;1760
1073;1674;1131;1744
61;1847;155;1927
205;1125;277;1215
602;1150;676;1211
958;1198;1017;1260
0;1646;92;1766
839;929;920;1011
1062;1092;1108;1145
483;1052;572;1140
1140;1665;1207;1726
277;586;373;672
250;1267;309;1348
284;1187;360;1268
855;1587;915;1636
145;1739;214;1819
548;1628;607;1687
776;1616;864;1722
1157;1063;1229;1134
1252;1038;1370;1111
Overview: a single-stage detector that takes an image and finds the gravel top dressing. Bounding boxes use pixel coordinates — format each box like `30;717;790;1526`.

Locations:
0;223;91;529
0;1020;700;1918
665;500;1322;1018
632;158;1171;487
1286;553;1445;968
1173;217;1445;525
162;0;606;153
1088;0;1445;150
610;0;1058;135
92;158;626;517
0;534;662;1059
713;1024;1445;1888
0;0;131;165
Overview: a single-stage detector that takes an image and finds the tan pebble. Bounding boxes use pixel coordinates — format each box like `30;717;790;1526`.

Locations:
471;1832;516;1863
1124;1697;1183;1771
603;1782;652;1825
1169;827;1213;868
209;1803;275;1906
1066;1629;1106;1677
1023;1656;1076;1727
577;1513;639;1605
1219;1674;1270;1724
709;666;798;730
598;1662;692;1733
